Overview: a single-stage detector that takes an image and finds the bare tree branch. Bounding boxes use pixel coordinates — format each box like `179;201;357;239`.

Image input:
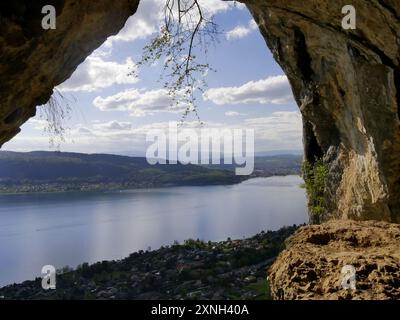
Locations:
132;0;226;124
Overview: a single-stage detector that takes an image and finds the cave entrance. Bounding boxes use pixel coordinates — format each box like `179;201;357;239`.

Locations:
2;0;308;222
0;0;313;289
4;0;305;164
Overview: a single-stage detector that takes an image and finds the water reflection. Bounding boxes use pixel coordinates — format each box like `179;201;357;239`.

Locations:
0;175;307;286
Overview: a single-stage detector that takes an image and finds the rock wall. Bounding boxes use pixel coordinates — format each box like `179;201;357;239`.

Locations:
0;0;139;146
245;0;400;223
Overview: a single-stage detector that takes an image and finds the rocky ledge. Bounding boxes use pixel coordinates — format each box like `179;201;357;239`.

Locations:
268;220;400;299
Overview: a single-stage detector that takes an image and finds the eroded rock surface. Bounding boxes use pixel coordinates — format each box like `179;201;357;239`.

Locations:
246;0;400;222
268;220;400;299
0;0;139;145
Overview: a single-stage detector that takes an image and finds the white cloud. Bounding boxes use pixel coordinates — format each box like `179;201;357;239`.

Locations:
226;19;258;40
244;112;301;130
54;0;248;94
93;88;186;117
203;75;295;105
200;0;243;14
243;111;302;151
26;118;48;130
7;111;302;155
93;120;132;131
58;56;137;92
225;111;246;117
104;0;163;47
104;0;241;47
75;126;94;135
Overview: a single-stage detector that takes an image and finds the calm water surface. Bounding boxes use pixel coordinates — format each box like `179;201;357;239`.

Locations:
0;175;307;286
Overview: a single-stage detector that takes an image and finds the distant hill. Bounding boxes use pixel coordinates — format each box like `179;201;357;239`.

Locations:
203;154;303;177
252;154;303;176
0;151;246;193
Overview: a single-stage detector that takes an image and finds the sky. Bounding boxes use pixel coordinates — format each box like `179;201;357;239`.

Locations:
3;0;303;156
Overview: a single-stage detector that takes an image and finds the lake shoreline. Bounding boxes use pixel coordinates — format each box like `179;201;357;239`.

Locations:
0;175;308;287
0;151;303;195
0;225;301;299
0;175;254;195
0;173;302;196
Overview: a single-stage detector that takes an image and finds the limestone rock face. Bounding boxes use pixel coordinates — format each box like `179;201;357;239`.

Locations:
0;0;139;146
268;220;400;299
245;0;400;223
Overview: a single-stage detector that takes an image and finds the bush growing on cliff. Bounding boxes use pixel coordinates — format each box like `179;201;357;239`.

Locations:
302;159;328;223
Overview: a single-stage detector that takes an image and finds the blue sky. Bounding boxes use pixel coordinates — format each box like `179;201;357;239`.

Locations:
3;0;302;156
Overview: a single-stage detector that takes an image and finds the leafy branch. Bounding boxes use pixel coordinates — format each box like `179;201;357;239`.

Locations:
131;0;224;124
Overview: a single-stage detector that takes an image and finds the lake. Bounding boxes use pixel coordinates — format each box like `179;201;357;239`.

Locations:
0;175;308;286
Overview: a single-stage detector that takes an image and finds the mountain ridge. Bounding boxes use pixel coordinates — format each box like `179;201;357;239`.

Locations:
0;150;245;193
0;150;302;193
